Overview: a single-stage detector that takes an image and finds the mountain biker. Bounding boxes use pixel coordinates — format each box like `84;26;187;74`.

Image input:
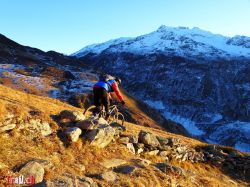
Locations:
93;74;125;119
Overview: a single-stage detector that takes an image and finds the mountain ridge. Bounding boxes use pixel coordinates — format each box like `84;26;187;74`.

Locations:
73;25;250;59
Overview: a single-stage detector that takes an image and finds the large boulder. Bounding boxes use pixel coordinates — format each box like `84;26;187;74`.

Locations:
65;127;82;142
59;110;85;122
138;131;160;148
86;125;116;148
19;161;45;184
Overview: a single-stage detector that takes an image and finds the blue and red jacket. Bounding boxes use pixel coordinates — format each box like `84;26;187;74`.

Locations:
93;80;124;102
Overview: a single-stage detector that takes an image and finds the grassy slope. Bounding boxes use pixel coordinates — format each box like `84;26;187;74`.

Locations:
0;84;249;186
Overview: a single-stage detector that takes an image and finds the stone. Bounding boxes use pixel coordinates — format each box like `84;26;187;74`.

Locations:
46;177;73;187
127;143;136;154
159;151;170;157
134;143;144;149
59;110;85;122
0;123;16;133
138;131;160;148
19;161;45;184
118;137;130;144
110;122;126;135
101;159;127;169
77;117;108;130
86;125;116;148
113;165;136;174
146;150;159;156
30;159;54;170
129;135;138;143
176;146;187;154
25;119;52;136
65;127;82;142
156;136;169;146
77;176;98;187
101;171;118;182
137;148;144;154
155;163;184;175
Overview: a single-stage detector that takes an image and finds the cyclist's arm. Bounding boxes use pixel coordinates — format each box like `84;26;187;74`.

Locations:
111;82;124;102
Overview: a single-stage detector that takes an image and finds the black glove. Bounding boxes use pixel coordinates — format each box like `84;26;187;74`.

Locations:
121;100;125;105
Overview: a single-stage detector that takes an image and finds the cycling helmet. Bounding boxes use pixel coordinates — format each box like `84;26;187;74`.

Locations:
115;77;121;85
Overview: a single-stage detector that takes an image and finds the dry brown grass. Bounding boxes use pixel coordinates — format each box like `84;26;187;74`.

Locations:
0;84;249;186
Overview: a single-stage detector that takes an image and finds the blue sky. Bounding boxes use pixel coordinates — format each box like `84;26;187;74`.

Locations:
0;0;250;54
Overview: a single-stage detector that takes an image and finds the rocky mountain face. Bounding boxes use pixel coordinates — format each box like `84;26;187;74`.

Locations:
74;26;250;153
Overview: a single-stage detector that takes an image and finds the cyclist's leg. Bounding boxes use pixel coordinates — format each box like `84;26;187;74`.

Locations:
93;88;102;115
102;90;110;120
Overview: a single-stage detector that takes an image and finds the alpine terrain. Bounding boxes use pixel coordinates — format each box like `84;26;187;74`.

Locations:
0;30;250;186
74;25;250;153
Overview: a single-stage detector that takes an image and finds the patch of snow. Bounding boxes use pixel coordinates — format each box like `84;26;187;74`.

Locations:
163;111;204;136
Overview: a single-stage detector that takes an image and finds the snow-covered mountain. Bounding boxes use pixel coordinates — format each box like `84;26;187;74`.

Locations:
73;25;250;59
74;26;250;153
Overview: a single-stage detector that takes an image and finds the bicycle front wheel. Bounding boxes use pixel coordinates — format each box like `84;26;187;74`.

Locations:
110;112;124;126
83;105;96;118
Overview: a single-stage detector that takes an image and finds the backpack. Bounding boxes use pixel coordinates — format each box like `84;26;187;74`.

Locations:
99;74;114;82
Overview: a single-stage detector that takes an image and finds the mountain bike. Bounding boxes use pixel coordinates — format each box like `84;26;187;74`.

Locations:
83;103;125;126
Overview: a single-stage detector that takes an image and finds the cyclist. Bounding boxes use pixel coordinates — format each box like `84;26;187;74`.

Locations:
93;74;125;119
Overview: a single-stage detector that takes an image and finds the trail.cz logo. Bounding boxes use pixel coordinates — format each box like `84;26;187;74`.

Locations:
6;175;35;185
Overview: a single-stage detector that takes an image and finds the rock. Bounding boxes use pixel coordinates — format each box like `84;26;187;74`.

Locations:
118;137;130;145
146;150;159;156
25;119;52;136
134;143;144;149
86;125;116;148
101;159;127;169
65;127;82;142
176;146;187;154
29;159;54;170
113;165;136;174
59;110;85;122
46;177;73;187
155;163;184;175
101;171;118;182
159;151;170;157
129;135;138;143
77;176;98;187
47;175;97;187
77;117;108;130
138;131;160;148
0;123;16;133
110;122;126;135
156;136;169;146
127;143;136;154
19;161;45;184
137;148;144;154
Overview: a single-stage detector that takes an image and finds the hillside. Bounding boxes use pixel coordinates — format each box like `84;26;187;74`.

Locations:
0;84;250;186
0;33;189;136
